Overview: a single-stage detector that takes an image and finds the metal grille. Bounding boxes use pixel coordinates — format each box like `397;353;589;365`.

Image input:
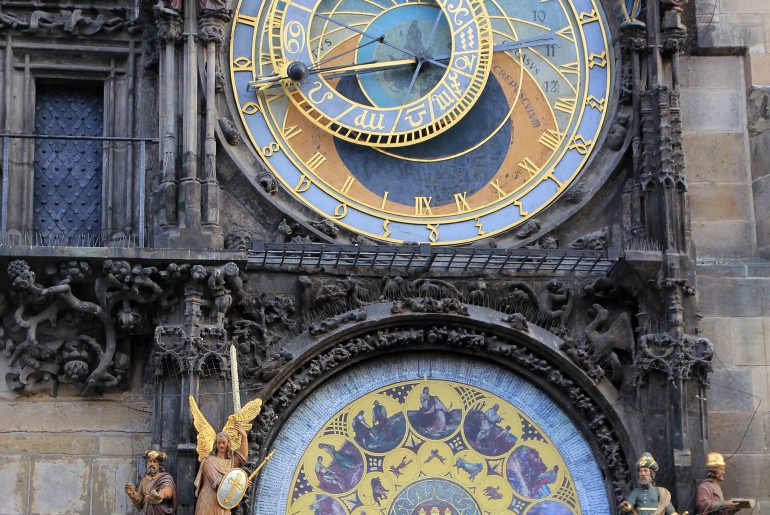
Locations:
248;242;617;275
33;83;103;241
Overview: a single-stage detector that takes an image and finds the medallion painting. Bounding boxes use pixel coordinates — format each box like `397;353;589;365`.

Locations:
254;356;610;515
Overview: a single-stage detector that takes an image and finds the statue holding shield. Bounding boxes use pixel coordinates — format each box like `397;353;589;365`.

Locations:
189;394;263;514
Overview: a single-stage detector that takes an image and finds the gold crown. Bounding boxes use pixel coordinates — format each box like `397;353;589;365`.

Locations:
705;452;725;469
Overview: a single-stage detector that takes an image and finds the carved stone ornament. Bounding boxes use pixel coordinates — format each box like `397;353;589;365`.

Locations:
1;259;244;396
224;229;252;251
391;297;470;316
515;219;541;238
250;319;631;505
257;171;279;195
309;309;367;336
0;7;134;35
198;9;231;44
569;227;608;250
633;332;714;385
219;116;242;146
154;9;183;42
309;219;340;238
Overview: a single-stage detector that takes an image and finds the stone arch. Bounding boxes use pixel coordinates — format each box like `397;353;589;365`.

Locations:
248;302;639;512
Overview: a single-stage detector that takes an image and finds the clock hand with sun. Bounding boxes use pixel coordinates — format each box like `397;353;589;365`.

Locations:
249;35;558;90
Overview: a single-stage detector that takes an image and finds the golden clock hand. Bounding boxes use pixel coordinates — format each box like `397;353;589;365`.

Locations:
250;57;418;90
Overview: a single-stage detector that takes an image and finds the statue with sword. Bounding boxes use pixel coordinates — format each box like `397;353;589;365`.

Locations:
189;345;276;513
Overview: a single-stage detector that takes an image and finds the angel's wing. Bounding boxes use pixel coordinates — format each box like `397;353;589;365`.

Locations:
222;397;263;451
189;395;216;462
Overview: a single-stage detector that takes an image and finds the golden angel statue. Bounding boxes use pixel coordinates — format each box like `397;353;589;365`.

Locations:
189;394;262;514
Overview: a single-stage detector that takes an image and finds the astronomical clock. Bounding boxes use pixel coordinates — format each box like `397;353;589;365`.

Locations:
229;0;619;244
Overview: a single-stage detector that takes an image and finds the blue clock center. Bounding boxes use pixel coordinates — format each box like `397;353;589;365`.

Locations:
356;4;451;107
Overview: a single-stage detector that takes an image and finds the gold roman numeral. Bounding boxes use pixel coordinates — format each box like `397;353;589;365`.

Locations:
556;26;575;43
340;176;355;195
415;196;433;216
539;129;562;150
560;61;579;77
454;192;471;213
579;9;599;24
554;97;577;113
282;125;302;141
236;13;259;26
490;179;506;199
305;152;326;172
518;157;540;178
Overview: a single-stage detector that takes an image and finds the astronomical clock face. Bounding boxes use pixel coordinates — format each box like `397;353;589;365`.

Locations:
254;356;610;514
230;0;614;244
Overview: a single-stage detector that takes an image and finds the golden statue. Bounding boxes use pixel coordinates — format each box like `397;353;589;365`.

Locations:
189;394;262;514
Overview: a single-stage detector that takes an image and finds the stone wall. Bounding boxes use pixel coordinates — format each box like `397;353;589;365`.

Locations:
688;2;770;509
0;361;150;515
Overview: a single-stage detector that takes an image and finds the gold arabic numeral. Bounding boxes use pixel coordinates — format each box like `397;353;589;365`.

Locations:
340;176;355;195
568;135;593;155
555;25;575;43
586;96;606;112
490;179;507;199
454;192;471;213
305;152;327;172
262;141;280;156
474;217;485;235
380;191;389;210
432;90;454;112
382;219;391;238
554;97;577;114
241;102;260;115
354;110;386;130
414;196;433;216
514;199;528;216
236;13;259;27
282;124;302;141
559;62;579;77
588;51;608;68
427;223;440;243
294;174;312;193
538;129;562;151
578;9;599;24
232;57;254;73
333;203;348;219
518;157;540;178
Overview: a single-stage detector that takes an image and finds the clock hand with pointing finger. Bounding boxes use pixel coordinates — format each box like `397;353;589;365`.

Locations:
250;35;558;90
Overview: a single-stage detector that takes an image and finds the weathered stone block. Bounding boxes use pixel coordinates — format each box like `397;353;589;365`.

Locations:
689;182;754;221
92;458;134;514
684;132;750;184
708;411;766;454
99;434;152;456
0;400;150;432
30;457;90;514
719;0;770;15
708;367;755;411
679;56;744;89
732;318;766;366
697;19;766;52
749;53;770;86
692;220;757;256
698;277;765;317
701;317;736;366
0;434;98;456
682;89;746;132
753;175;770;219
0;456;31;514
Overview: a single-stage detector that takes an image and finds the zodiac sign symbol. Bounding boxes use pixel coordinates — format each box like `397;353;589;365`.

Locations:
454;54;476;72
447;72;462;96
283;20;306;54
459;27;476;50
404;105;428;127
308;81;333;104
446;0;470;25
353;110;385;130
